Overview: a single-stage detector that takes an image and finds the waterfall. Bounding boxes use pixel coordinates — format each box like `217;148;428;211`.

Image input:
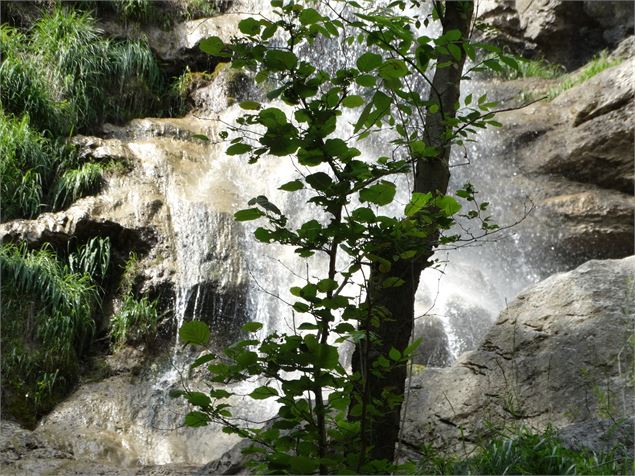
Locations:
35;1;551;466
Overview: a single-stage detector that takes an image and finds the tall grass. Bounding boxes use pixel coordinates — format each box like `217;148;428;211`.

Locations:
0;242;102;425
416;427;634;475
110;295;159;347
1;8;170;221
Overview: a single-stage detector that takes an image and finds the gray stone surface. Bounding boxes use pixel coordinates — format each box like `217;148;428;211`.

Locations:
403;256;635;454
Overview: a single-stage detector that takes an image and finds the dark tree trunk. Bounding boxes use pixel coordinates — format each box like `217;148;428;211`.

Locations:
351;1;474;465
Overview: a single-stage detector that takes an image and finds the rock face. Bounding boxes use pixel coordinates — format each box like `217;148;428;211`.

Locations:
466;55;634;273
403;256;635;454
476;0;634;69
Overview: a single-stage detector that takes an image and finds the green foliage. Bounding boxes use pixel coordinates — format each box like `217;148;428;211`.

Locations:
0;7;169;221
178;0;508;473
546;51;623;100
0;242;103;425
494;57;565;80
110;295;159;347
1;8;167;132
417;427;634;475
0;112;56;220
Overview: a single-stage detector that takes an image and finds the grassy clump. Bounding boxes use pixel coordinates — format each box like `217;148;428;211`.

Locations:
546;51;623;100
0;7;175;222
0;241;104;426
110;295;159;347
496;57;565;81
417;427;634;475
2;9;165;134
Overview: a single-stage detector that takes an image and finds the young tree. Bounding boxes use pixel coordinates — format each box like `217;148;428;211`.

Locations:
178;0;511;473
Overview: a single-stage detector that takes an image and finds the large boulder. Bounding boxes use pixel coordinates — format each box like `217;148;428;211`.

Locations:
403;256;635;454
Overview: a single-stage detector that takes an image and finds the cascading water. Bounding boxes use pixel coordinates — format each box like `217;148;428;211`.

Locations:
36;1;555;467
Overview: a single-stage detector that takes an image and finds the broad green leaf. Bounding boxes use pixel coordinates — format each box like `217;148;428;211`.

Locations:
356;52;383;72
299;8;321;25
342;95;364;108
192;134;209;141
185;411;209;427
317;278;338;293
179;321;210;345
444;29;462;42
234;208;264;221
226;143;252;155
356;74;376;87
238;17;261;35
351;207;375;222
306;172;332;191
378;59;408;79
191;353;216;369
239;101;261;110
279;180;304;192
242;321;263;333
435;195;462;216
447;43;462;61
249;386;279;399
187;391;211;407
199;36;227;56
404;192;432;216
388;347;401;361
359;180;396;206
264;49;298;71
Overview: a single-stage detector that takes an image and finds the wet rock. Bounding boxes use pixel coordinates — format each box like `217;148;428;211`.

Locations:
483;58;635;269
403;256;635;455
476;1;633;69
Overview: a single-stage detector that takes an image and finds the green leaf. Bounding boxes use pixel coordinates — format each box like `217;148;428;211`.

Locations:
179;321;210;345
234;208;264;221
305;172;332;191
342;95;364;108
279;180;304;192
404;192;432;216
226;143;252;155
299;8;321;25
356;52;383;72
293;302;310;313
359;180;396;206
238;17;261;35
388;347;402;361
185;411;209;427
290;456;319;474
447;43;462;61
383;277;406;288
434;195;461;216
249;386;279;399
356;74;376;87
242;321;263;333
191;353;216;369
378;59;409;79
403;337;423;357
239;101;261;110
192;134;209;141
187;391;211;407
351;207;376;222
444;29;462;42
264;49;298;71
317;279;338;293
199;36;227;56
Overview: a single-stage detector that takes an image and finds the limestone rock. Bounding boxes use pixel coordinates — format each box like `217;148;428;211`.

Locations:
403;256;635;454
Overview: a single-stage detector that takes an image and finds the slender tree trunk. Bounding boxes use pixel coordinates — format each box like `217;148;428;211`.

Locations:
351;1;474;464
